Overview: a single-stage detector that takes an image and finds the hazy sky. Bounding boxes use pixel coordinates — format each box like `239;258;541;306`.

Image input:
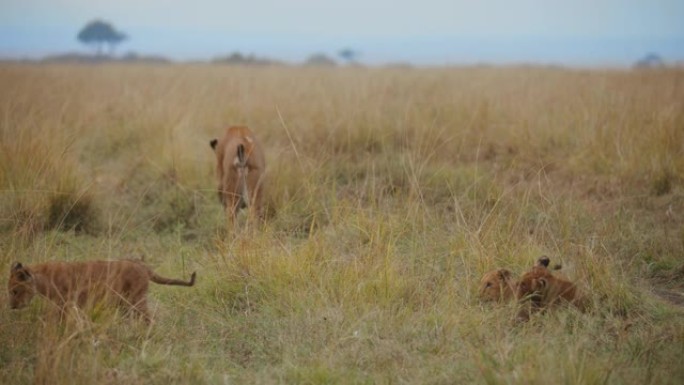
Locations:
1;0;683;65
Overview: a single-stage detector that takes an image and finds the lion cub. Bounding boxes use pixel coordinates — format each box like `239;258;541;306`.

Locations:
8;260;196;323
515;259;586;322
210;126;266;221
479;268;517;302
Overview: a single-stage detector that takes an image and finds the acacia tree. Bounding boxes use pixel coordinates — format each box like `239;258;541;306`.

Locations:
77;20;127;56
338;48;358;64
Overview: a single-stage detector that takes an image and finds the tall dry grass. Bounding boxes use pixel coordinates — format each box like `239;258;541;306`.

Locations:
0;64;683;384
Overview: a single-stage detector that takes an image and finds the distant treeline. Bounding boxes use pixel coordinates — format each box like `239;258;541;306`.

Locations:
32;51;351;67
7;51;679;69
41;52;172;64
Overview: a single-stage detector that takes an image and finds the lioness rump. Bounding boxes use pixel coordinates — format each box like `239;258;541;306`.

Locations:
209;126;266;221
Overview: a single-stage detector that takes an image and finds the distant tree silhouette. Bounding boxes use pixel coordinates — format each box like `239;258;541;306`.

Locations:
634;53;665;69
338;48;358;64
77;20;127;56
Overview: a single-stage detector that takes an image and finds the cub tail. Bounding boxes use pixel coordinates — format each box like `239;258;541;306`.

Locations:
150;271;196;287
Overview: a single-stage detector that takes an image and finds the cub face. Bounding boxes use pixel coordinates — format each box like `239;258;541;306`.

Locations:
515;261;584;323
479;269;515;302
515;266;551;305
515;255;563;302
8;263;35;309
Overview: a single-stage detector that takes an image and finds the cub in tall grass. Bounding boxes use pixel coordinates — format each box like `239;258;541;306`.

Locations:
479;268;516;302
8;260;196;323
209;126;266;222
479;256;559;302
515;258;586;322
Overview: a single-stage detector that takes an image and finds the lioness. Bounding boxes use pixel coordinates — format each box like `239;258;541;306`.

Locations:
479;256;559;302
8;260;196;323
209;126;266;221
515;259;586;322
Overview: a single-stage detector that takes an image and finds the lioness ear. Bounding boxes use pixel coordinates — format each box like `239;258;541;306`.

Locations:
210;139;218;150
12;262;23;271
498;269;512;280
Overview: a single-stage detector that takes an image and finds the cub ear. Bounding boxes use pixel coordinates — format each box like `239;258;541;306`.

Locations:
12;263;32;281
536;256;550;268
209;139;218;150
498;269;512;280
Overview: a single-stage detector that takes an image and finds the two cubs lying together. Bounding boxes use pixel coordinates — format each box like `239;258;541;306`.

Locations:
480;256;587;322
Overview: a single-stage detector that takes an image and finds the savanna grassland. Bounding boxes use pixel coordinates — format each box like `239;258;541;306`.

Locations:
1;63;683;384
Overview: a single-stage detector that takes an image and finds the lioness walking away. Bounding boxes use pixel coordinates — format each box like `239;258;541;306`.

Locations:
8;260;196;323
209;126;266;222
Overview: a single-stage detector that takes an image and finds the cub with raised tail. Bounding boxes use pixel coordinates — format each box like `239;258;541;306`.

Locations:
8;260;196;323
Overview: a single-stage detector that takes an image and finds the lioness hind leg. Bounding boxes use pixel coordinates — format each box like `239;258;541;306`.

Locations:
251;191;265;222
247;172;265;221
224;194;241;225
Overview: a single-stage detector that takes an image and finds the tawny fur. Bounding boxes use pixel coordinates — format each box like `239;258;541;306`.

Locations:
515;263;586;322
479;256;559;303
210;126;266;221
479;269;516;302
8;260;196;323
